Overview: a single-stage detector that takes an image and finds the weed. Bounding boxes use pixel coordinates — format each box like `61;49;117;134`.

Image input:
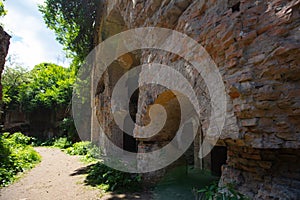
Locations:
195;181;249;200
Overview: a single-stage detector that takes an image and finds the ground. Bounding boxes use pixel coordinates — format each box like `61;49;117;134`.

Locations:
0;147;152;200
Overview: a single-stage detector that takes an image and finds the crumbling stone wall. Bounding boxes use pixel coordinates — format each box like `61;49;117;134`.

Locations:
222;146;300;199
94;0;300;198
0;26;10;123
3;107;70;139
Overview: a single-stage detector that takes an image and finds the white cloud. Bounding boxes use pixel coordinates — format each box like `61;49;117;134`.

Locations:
1;0;71;69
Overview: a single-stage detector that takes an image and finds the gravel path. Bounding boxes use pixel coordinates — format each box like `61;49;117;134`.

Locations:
0;147;101;200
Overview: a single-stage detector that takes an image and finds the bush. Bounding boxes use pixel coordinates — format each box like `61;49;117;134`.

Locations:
0;132;41;187
8;132;31;145
64;141;141;192
65;141;91;155
53;137;72;149
85;162;142;192
31;137;56;147
64;141;101;163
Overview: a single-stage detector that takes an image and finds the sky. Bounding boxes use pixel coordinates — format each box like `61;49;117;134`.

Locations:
1;0;71;69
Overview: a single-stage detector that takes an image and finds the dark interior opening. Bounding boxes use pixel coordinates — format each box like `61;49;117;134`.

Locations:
123;89;139;153
231;2;241;12
211;146;227;176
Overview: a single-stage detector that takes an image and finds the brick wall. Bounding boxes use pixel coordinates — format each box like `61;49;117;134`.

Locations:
94;0;300;198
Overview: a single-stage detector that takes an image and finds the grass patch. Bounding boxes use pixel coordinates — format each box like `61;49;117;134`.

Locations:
0;132;41;187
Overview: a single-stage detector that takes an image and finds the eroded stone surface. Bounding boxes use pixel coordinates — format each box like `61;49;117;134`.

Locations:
0;26;10;122
93;0;300;198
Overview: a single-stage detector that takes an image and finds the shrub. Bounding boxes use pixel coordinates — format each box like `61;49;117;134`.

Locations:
64;141;141;192
0;132;41;187
31;137;56;147
85;162;142;192
64;141;102;163
65;141;91;155
8;132;31;145
53;137;72;149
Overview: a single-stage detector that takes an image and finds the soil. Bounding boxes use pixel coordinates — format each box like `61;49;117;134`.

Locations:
0;147;152;200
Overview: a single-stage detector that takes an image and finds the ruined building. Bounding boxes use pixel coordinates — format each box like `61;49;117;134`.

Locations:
0;26;10;123
77;0;300;199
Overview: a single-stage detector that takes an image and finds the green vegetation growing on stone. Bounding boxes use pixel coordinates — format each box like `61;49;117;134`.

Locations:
196;181;249;200
0;132;41;187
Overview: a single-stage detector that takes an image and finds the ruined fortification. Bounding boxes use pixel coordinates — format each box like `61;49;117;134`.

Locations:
90;0;300;199
0;26;10;122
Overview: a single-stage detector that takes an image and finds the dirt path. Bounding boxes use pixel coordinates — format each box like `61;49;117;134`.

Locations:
0;147;153;200
0;147;102;200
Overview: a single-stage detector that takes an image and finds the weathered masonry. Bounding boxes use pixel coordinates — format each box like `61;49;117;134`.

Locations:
0;26;10;124
90;0;300;199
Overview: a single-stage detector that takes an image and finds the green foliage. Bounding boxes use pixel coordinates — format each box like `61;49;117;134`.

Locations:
31;137;56;147
2;63;75;112
59;117;78;140
65;141;91;155
64;141;141;192
0;132;41;187
53;137;72;149
85;162;142;192
20;63;75;111
196;181;249;200
64;141;100;163
7;132;31;145
81;145;102;163
2;66;29;108
39;0;100;63
0;0;7;17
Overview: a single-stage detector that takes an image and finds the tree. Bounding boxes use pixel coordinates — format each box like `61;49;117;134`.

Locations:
39;0;101;63
2;66;29;110
0;0;7;17
2;63;75;112
21;63;75;111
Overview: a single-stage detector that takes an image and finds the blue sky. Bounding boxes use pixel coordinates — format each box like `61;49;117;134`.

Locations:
1;0;70;69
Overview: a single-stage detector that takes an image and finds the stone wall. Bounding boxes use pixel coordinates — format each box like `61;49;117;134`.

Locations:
3;107;70;139
0;26;10;122
93;0;300;198
221;146;300;199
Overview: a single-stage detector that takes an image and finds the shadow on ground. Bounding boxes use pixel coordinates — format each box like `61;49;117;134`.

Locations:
70;164;217;200
70;163;151;199
152;166;218;200
70;164;92;176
